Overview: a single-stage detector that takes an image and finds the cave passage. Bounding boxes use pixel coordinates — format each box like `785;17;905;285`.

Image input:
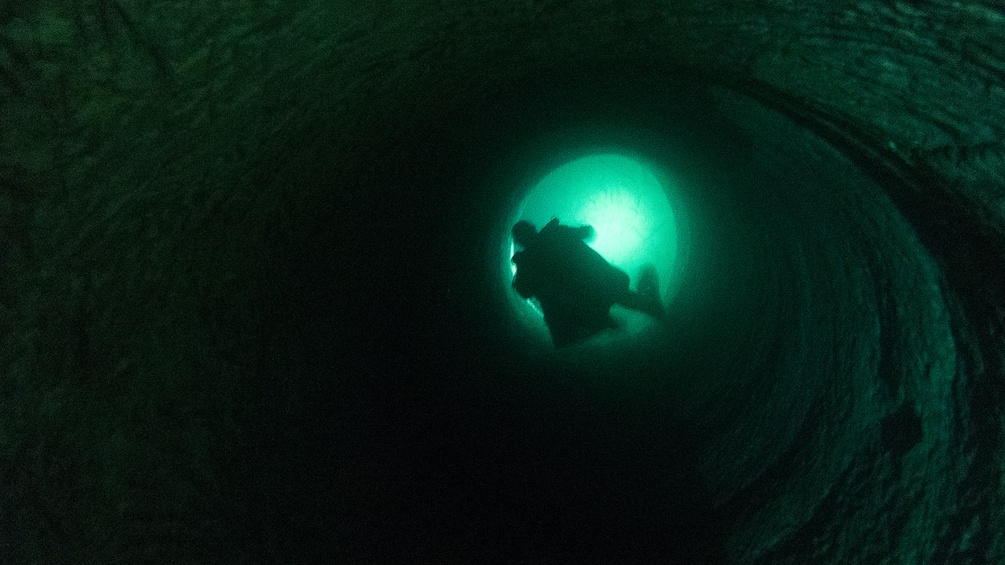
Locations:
504;151;681;346
1;1;1004;565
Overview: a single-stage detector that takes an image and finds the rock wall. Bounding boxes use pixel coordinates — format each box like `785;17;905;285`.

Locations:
1;0;1003;562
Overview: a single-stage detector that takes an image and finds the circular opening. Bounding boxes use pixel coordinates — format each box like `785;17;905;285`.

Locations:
501;152;682;347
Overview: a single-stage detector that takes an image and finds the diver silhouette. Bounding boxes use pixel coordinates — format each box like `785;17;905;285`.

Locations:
511;218;666;347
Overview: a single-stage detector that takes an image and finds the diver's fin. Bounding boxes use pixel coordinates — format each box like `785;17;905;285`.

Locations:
638;264;659;300
638;264;666;320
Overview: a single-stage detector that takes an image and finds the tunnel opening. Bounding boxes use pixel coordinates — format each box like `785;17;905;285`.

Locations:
502;151;683;349
249;65;776;562
262;61;912;563
3;5;1005;564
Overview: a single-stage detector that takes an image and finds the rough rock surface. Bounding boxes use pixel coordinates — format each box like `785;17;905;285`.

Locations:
1;0;1003;563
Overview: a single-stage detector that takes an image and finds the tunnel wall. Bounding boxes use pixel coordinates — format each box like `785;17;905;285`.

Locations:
2;0;1004;563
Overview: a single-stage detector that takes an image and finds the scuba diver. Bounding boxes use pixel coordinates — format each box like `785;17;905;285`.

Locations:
511;218;666;347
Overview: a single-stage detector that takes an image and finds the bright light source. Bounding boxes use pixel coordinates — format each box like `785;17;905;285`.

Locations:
514;153;676;284
505;152;680;342
578;186;651;267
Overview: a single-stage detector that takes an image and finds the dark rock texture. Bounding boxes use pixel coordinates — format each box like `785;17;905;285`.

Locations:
1;0;1003;563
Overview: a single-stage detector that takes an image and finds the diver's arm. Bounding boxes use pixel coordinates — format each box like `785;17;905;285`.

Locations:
512;270;538;299
511;252;536;298
513;278;534;299
541;218;593;241
572;225;594;241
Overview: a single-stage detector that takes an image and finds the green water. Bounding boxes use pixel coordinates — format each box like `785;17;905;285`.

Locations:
504;152;680;345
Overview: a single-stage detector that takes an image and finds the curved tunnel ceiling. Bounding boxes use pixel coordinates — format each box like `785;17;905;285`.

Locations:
1;1;1004;563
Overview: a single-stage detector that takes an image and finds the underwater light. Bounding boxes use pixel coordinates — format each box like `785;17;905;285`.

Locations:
578;184;653;267
513;153;677;281
505;152;680;341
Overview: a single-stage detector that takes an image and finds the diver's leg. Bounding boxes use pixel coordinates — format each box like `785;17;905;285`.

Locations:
583;305;619;331
542;294;591;347
638;264;659;300
616;265;666;319
617;291;666;319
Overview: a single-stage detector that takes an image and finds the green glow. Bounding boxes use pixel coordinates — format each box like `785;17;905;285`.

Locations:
578;186;652;267
506;153;679;342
